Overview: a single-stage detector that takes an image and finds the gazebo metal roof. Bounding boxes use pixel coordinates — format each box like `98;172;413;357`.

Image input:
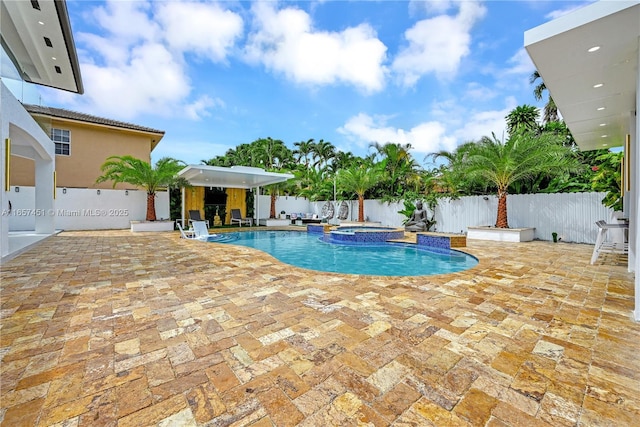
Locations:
178;165;294;189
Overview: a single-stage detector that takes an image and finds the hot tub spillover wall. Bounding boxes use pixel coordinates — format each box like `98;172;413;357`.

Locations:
314;226;405;244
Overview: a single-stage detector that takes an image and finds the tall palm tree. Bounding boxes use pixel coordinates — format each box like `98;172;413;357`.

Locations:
293;138;314;168
530;70;559;123
337;164;381;222
254;137;291;169
96;156;186;221
311;139;336;170
370;142;421;198
506;105;540;136
460;131;579;228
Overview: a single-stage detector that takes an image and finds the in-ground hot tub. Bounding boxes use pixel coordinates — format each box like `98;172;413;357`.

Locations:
321;226;405;244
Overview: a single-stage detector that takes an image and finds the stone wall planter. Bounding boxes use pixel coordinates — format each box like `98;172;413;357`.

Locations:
130;220;175;232
467;226;535;242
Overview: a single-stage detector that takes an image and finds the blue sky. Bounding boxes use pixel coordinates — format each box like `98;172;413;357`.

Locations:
11;0;592;166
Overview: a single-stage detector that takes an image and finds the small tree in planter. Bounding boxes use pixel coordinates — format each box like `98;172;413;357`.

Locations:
96;156;186;221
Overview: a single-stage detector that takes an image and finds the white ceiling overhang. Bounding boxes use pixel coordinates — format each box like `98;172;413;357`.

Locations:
524;0;639;151
178;165;295;189
1;0;83;93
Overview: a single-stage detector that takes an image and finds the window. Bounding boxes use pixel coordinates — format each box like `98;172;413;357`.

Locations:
51;128;70;156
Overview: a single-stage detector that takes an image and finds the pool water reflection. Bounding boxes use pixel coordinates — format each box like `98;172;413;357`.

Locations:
206;230;477;276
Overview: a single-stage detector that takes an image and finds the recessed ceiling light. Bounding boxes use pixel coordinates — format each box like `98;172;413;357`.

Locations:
601;135;608;138
38;21;44;25
599;123;606;127
597;107;606;111
588;46;600;52
51;57;56;61
603;143;608;147
593;83;604;88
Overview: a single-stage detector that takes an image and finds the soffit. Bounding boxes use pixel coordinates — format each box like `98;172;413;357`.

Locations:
1;0;83;93
525;1;639;151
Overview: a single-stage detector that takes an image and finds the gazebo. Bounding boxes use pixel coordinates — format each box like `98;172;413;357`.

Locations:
177;165;294;226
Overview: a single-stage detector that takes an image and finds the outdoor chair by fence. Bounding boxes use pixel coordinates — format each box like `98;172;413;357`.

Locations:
189;210;209;228
590;219;629;264
230;209;252;227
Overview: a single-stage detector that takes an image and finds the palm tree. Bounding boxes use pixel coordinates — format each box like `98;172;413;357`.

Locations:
506;105;540;136
293;138;314;168
96;156;186;221
337;165;381;222
460;131;579;228
311;139;336;170
370;142;421;198
530;70;559;123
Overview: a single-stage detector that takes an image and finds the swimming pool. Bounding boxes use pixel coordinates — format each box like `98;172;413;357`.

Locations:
206;231;477;276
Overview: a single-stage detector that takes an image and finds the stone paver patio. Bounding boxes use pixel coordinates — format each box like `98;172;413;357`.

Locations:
1;229;638;426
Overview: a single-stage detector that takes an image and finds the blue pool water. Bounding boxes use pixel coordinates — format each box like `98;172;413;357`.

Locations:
206;231;477;276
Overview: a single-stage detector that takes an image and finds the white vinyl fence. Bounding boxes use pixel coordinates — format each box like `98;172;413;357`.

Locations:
10;188;608;241
8;186;170;231
432;192;612;244
261;192;613;244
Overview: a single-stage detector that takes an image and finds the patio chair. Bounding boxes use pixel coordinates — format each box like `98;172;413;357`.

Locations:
192;220;215;240
176;221;195;239
189;210;209;228
590;219;629;264
230;209;252;227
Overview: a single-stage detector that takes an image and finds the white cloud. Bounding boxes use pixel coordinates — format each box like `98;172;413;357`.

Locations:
504;48;535;75
464;82;498;101
244;3;388;92
392;1;486;86
63;0;242;120
338;96;517;160
79;43;190;118
156;2;243;62
409;0;456;15
184;96;225;121
337;113;457;156
452;99;515;143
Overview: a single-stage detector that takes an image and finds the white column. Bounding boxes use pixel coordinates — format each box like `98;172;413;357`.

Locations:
1;127;8;259
634;44;640;322
255;187;260;225
181;186;185;228
34;157;55;234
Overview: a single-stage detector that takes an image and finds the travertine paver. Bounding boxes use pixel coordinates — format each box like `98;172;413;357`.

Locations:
1;229;639;426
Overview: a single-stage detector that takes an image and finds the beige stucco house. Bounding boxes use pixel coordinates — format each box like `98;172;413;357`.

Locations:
11;104;164;189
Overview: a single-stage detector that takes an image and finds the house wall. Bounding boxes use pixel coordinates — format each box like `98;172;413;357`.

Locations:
10;118;156;189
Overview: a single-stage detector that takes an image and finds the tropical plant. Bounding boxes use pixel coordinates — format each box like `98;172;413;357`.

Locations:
96;156;187;221
337;164;382;222
506;105;541;136
591;151;623;211
459;130;579;228
370;142;422;199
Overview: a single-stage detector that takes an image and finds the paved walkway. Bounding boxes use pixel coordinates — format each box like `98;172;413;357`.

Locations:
1;230;638;426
